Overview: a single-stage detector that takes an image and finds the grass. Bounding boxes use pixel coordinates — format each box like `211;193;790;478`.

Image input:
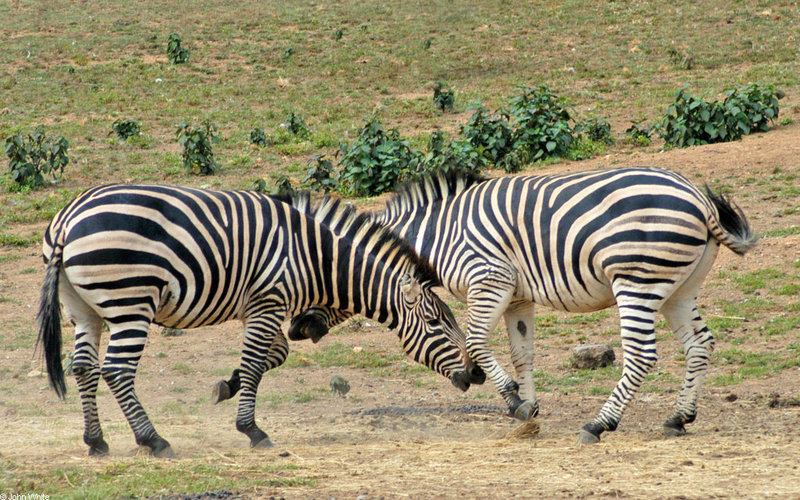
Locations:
711;348;800;386
1;1;798;213
0;458;315;499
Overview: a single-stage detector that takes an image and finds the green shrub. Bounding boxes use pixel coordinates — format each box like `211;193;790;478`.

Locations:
166;33;189;64
176;121;220;175
250;127;267;147
407;131;488;179
574;117;612;144
303;154;337;193
722;83;781;135
460;103;518;172
4;127;69;190
656;84;781;148
112;118;140;140
271;174;294;195
624;119;653;147
338;117;415;196
509;85;574;163
433;82;455;113
282;112;311;138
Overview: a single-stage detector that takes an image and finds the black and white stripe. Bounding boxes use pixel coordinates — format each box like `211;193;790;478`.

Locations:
297;167;757;442
37;184;477;456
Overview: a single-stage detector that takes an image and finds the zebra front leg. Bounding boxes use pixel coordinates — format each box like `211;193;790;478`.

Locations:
101;323;174;458
578;299;659;444
465;269;530;419
504;301;539;420
661;299;715;436
234;314;289;448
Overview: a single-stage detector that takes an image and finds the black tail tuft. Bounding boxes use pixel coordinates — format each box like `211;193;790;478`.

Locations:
36;251;66;399
704;186;758;256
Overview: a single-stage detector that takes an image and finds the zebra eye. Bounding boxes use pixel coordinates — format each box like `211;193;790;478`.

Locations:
426;318;441;327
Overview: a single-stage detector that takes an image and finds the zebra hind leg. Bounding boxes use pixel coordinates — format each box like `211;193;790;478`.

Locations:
578;296;659;444
235;314;289;448
503;302;539;420
101;321;174;458
59;278;109;456
661;298;714;437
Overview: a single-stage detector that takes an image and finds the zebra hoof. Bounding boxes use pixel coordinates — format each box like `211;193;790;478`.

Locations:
252;437;274;448
513;400;539;421
662;423;687;437
152;445;177;459
88;440;109;457
212;380;231;404
576;430;601;445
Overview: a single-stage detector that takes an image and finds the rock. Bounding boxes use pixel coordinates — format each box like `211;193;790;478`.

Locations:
571;344;615;370
330;375;350;396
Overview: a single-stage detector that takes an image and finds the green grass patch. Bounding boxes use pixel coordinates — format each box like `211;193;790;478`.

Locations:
711;348;800;386
0;458;315;499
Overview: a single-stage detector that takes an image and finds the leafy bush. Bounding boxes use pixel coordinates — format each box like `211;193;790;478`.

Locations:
338;117;415;196
408;131;488;178
509;85;574;162
250;178;269;193
624;119;653;147
4;127;70;190
282;112;311;138
176;121;220;175
271;174;294;195
460;103;518;172
722;83;781;134
433;82;455;113
303;154;337;193
166;33;189;64
112;118;140;140
250;127;267;146
574;117;612;144
657;84;781;148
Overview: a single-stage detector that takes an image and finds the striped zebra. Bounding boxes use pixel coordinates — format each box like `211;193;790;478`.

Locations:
37;184;483;457
291;167;757;443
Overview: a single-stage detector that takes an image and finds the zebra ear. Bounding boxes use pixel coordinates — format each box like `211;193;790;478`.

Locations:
400;273;422;303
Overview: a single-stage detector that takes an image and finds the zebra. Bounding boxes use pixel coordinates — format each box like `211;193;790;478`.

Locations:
290;167;757;443
37;184;484;457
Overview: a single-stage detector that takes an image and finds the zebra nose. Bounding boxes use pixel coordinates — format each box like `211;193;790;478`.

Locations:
451;370;471;392
467;360;486;385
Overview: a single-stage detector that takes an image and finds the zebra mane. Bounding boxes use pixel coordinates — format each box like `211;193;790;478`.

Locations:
384;171;487;216
288;192;441;286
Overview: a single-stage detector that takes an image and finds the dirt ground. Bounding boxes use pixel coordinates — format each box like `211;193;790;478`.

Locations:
2;123;800;499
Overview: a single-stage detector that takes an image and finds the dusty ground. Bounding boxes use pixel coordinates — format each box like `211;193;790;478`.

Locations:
2;122;800;499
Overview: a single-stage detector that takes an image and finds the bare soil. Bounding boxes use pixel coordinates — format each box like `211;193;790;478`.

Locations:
2;122;800;499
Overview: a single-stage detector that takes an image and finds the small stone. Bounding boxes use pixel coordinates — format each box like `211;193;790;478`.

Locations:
724;393;738;402
330;375;350;396
27;369;44;378
571;344;615;370
352;346;363;353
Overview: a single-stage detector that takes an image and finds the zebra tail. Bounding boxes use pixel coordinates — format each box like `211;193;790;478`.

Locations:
36;246;66;399
704;186;758;256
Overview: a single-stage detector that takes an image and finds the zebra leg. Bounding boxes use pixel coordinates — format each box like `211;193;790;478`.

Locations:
234;313;288;448
60;280;108;455
101;321;174;458
661;299;715;436
212;330;290;405
464;268;528;419
660;241;718;436
503;301;539;419
578;297;659;444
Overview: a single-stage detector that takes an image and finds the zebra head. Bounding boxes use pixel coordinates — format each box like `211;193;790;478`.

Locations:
395;272;486;391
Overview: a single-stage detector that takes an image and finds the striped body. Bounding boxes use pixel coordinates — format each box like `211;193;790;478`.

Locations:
299;167;757;440
37;184;473;456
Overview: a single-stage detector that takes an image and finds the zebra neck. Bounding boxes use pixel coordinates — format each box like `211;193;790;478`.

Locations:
374;203;447;264
324;232;404;330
